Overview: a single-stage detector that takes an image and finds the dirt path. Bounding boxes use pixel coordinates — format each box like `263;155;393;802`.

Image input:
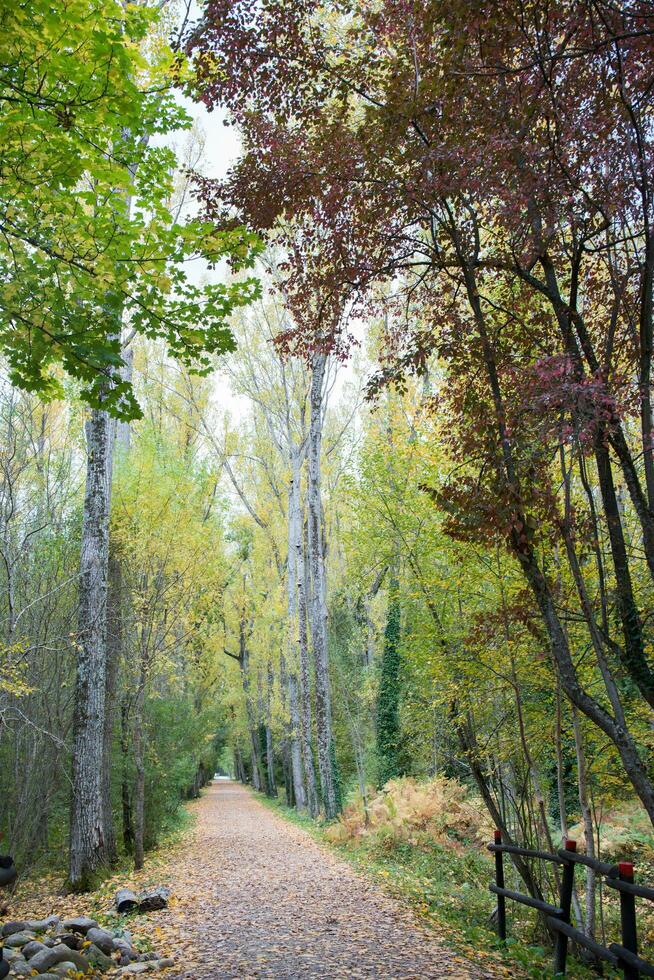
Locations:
158;782;498;979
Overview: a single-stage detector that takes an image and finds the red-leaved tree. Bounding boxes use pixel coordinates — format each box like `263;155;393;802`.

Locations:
190;1;654;822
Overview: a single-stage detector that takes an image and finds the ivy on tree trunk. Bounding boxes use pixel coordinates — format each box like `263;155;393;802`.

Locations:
376;576;402;789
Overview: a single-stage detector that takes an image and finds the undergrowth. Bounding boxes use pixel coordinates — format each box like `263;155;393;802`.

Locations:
259;780;638;980
9;803;196;920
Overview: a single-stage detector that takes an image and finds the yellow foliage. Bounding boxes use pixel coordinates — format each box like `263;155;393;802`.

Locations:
0;642;32;697
568;802;654;860
326;777;493;849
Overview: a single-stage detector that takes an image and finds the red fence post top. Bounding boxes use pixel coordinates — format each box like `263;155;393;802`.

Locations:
619;861;635;880
494;829;502;844
564;839;577;852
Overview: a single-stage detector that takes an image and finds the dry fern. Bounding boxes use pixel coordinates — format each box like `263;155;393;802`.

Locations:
326;777;492;849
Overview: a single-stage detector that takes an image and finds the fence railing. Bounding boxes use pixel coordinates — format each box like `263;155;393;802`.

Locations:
490;830;654;978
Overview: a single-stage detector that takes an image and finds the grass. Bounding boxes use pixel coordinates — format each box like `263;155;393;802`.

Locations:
13;797;196;887
258;792;622;979
9;780;654;979
8;802;198;936
4;798;204;976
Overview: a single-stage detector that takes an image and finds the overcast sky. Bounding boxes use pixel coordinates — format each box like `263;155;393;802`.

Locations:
166;85;254;423
167;41;358;429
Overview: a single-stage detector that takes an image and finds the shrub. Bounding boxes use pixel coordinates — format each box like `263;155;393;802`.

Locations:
326;776;492;848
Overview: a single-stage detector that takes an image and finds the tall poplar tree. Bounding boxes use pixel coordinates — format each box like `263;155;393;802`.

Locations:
376;577;401;789
2;0;260;889
192;0;654;824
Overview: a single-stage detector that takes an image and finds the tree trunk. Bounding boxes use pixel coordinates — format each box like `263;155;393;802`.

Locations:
240;623;265;792
593;441;654;708
288;450;317;813
102;549;121;864
278;654;298;808
571;706;597;938
69;408;113;890
282;739;295;807
532;235;654;583
265;724;276;797
249;729;263;791
102;350;131;864
307;353;339;818
461;258;654;825
376;575;402;788
297;511;319;817
516;538;654;824
133;672;146;871
285;454;304;807
234;745;246;783
120;699;134;853
287;672;306;808
265;665;277;797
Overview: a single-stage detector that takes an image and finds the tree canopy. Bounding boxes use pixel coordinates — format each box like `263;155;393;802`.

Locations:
1;0;261;418
3;1;654;973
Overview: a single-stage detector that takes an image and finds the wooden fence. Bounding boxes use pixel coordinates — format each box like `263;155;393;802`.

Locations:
490;830;654;977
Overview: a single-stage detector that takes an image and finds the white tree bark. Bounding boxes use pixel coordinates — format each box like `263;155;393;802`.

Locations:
211;303;327;812
101;348;132;861
287;673;305;807
307;353;338;818
70;407;113;888
265;664;277;797
71;134;135;882
292;458;319;817
285;451;304;808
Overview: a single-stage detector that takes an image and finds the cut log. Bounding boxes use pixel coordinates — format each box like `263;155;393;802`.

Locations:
115;889;139;914
138;887;170;912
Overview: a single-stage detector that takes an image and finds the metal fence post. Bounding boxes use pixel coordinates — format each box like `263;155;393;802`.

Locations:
553;839;577;976
494;829;506;941
619;861;639;980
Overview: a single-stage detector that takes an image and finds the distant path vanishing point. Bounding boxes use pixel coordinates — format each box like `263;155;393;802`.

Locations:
159;781;500;979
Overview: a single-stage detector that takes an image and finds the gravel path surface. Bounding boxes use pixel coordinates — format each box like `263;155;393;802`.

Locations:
164;782;498;979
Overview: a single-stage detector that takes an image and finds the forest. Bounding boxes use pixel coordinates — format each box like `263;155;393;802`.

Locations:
2;1;654;978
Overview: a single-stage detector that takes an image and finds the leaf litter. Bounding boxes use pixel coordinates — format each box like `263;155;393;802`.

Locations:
4;783;503;978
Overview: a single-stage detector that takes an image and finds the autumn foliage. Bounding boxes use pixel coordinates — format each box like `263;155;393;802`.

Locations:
191;0;654;828
326;777;491;850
